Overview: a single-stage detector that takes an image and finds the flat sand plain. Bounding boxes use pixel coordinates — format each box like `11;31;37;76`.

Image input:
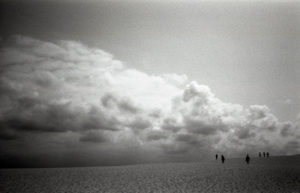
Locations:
1;156;299;193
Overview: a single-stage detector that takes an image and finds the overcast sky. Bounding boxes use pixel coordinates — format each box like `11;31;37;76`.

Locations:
0;0;299;167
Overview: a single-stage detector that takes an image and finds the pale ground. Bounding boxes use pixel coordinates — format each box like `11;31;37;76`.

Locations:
1;156;299;193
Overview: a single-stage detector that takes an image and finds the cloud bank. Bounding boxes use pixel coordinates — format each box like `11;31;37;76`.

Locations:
0;36;299;166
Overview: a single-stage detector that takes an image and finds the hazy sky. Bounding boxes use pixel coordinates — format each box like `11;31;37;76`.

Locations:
0;0;299;167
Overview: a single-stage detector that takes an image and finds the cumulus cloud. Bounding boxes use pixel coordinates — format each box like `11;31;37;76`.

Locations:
0;35;299;165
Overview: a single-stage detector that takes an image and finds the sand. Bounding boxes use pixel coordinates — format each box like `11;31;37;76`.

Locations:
1;156;299;193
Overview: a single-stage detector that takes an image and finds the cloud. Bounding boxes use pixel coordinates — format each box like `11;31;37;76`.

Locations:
161;118;182;133
280;122;294;137
101;93;139;114
0;35;299;166
146;130;168;141
174;133;199;146
184;118;219;135
235;126;256;139
79;131;108;143
126;118;152;132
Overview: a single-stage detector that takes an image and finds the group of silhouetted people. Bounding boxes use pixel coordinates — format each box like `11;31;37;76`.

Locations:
259;152;270;158
215;152;270;165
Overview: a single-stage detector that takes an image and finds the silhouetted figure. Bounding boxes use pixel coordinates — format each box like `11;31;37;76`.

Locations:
245;154;250;164
221;155;225;164
266;152;269;157
259;152;261;158
216;154;218;160
263;152;266;157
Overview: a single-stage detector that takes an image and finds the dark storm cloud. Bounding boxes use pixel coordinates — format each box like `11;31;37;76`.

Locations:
0;35;299;167
79;131;108;143
174;133;198;145
146;130;168;141
82;107;120;131
0;88;120;133
0;102;75;133
0;36;122;134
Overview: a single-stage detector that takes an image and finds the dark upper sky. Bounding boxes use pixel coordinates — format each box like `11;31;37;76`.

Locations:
0;0;299;167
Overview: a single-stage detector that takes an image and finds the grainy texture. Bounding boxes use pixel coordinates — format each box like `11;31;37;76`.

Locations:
1;157;300;193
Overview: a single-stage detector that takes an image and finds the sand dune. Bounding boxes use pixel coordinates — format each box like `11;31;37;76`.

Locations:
1;155;299;193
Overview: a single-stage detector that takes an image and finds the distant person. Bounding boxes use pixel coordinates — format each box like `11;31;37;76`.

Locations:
263;152;265;157
216;154;218;160
259;152;261;158
266;152;269;157
245;154;250;164
221;155;225;164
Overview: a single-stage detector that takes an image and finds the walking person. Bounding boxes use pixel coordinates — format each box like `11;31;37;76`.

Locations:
245;154;250;164
263;152;265;157
216;154;218;160
259;152;261;158
266;152;269;157
221;155;225;164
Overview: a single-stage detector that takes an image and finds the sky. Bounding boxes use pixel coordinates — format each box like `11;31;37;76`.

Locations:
0;0;299;167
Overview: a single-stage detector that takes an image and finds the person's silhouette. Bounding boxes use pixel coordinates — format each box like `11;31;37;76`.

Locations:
266;152;269;157
263;152;265;157
245;154;250;164
216;154;218;160
221;155;225;164
259;152;261;158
